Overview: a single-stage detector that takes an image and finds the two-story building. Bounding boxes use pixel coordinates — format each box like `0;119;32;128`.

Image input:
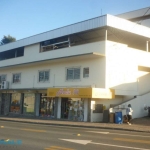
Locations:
0;9;150;122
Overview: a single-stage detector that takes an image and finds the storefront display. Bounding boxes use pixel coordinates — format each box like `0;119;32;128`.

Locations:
40;94;55;118
23;93;35;115
10;93;21;113
61;98;84;121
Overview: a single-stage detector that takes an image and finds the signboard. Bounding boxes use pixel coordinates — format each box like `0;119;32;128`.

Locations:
47;88;115;99
47;88;92;98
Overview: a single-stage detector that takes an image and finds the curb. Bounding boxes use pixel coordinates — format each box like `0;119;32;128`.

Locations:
0;118;149;133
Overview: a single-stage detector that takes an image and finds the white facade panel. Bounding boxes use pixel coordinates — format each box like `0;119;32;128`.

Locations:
0;41;105;68
0;57;105;89
107;14;150;38
117;7;150;20
106;40;150;96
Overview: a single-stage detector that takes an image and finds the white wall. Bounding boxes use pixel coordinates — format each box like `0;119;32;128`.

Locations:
106;41;150;96
138;73;150;95
0;57;105;89
91;96;123;122
0;41;105;68
115;92;150;119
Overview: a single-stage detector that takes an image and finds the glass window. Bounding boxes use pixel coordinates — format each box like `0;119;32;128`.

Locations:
23;93;35;115
10;93;21;113
39;71;49;82
0;75;6;84
66;68;80;80
83;67;89;78
13;73;21;83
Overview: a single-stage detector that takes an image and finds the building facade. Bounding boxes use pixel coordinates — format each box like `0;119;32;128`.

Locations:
0;9;150;122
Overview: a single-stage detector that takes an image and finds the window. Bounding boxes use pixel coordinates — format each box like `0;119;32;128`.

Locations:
83;67;89;78
0;75;6;84
23;93;35;115
10;93;21;113
0;47;24;61
40;36;69;52
39;70;49;82
13;73;21;83
66;67;80;80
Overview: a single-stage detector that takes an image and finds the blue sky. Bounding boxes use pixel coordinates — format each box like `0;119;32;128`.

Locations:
0;0;150;40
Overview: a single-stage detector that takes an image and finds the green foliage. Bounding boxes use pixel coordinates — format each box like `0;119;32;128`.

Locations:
0;35;16;45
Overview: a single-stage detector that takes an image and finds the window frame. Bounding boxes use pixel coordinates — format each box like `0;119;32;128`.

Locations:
66;67;81;81
12;73;21;84
0;74;7;84
83;67;89;78
38;70;50;83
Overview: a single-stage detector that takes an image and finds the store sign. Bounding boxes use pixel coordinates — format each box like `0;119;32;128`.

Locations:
47;88;115;99
47;88;92;98
92;88;115;99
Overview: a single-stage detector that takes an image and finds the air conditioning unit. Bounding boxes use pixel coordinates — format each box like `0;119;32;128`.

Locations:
1;81;9;89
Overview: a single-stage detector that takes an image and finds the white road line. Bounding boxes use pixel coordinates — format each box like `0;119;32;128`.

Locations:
60;139;150;150
86;131;150;138
87;131;109;134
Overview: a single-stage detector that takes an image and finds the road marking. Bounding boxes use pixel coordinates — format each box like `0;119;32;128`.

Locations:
20;128;46;133
86;131;150;138
0;126;4;128
114;138;150;144
60;139;150;150
45;146;74;150
87;131;109;134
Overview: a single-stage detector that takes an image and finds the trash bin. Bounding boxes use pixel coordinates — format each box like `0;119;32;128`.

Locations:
148;107;150;117
109;113;115;123
115;112;123;124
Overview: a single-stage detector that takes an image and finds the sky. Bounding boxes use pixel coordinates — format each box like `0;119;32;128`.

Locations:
0;0;150;40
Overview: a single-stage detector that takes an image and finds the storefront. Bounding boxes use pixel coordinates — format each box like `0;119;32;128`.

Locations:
0;88;115;122
47;88;115;122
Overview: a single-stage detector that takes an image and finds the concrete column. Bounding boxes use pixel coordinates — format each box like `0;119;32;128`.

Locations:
4;93;11;115
84;99;88;122
20;93;24;114
54;98;58;119
57;98;61;119
88;99;91;122
0;93;2;115
35;93;40;117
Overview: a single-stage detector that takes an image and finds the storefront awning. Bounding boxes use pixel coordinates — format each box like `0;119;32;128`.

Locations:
47;88;115;99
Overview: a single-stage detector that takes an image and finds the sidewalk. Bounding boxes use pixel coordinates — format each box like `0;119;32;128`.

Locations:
0;116;150;133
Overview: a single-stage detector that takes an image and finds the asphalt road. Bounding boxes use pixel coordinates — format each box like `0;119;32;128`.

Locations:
0;120;150;150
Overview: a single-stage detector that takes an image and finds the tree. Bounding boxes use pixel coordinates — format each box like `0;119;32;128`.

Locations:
0;35;16;45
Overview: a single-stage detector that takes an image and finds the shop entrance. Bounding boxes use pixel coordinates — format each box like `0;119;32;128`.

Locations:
39;94;55;118
61;98;69;119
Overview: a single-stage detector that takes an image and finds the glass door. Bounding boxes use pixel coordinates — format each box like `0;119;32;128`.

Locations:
61;98;69;119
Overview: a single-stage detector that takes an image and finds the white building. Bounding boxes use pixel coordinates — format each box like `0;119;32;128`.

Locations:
0;8;150;122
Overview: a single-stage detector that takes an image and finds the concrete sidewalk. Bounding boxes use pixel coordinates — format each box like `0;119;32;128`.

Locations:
0;116;150;133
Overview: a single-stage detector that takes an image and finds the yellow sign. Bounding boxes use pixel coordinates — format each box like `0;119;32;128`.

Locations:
47;88;115;99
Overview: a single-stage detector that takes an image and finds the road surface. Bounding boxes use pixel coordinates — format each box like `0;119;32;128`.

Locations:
0;120;150;150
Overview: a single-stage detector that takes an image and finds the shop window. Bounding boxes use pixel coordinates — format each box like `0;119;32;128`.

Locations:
39;70;50;82
83;67;89;78
66;67;80;80
12;73;21;83
39;94;55;117
23;93;35;115
0;74;6;84
10;93;21;113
